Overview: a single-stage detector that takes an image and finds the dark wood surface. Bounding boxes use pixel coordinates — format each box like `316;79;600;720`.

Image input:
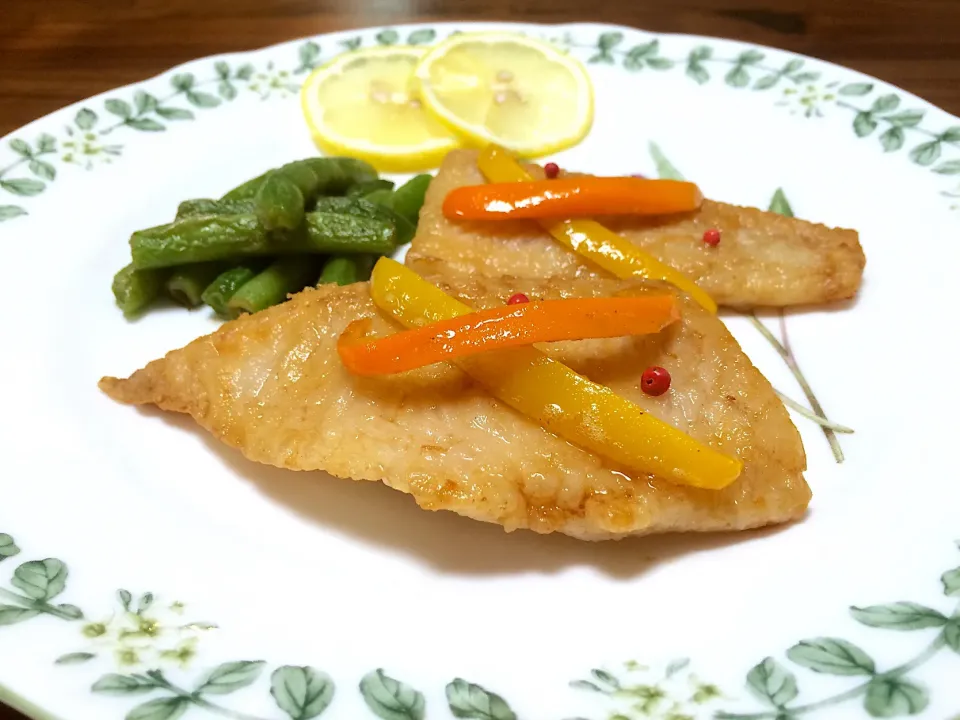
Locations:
1;0;958;717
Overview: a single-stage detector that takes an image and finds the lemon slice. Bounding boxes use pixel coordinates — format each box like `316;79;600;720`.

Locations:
301;46;461;172
415;32;594;157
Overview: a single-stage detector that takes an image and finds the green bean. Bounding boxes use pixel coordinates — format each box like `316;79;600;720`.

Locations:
112;263;168;318
220;163;316;204
319;255;377;286
316;157;379;189
391;174;432;226
363;194;418;245
201;266;259;318
361;188;394;207
312;197;415;246
131;212;396;268
130;215;271;269
304;212;396;254
346;179;395;198
311;196;378;216
176;198;257;219
226;256;322;315
222;157;378;203
277;162;321;199
255;171;305;231
220;172;268;202
300;157;379;202
166;263;228;308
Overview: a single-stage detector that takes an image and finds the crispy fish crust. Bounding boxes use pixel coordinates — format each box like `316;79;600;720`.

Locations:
100;266;810;540
406;150;865;309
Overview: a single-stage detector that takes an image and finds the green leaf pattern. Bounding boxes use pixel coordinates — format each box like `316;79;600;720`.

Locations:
75;108;98;130
854;112;878;137
934;160;960;175
105;98;133;118
9;139;31;156
1;178;45;196
92;674;157;695
943;566;960;595
589;32;623;63
271;666;336;719
0;606;40;625
863;678;929;717
12;558;67;600
296;42;321;73
360;669;426;720
944;619;960;652
376;29;400;46
851;602;948;629
126;697;190;720
910;141;942;166
787;638;876;676
407;29;436;45
0;533;19;560
0;205;27;221
55;652;96;665
135;91;159;115
746;657;798;707
156;107;194;121
29;158;56;181
445;678;516;720
880;127;905;152
621;40;671;72
839;82;874;96
195;660;266;694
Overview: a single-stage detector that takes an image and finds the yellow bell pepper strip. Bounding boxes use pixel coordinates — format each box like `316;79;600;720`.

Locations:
366;257;742;490
337;294;680;376
442;177;703;220
476;145;718;314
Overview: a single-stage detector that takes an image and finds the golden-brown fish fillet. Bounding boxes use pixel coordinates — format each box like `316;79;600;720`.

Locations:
406;150;865;308
100;266;810;540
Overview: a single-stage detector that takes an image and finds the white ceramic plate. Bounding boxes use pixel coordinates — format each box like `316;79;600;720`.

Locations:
1;21;958;720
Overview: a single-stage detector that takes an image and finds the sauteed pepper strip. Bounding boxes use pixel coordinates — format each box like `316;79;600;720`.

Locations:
476;145;717;314
442;177;703;220
338;293;680;376
363;257;742;490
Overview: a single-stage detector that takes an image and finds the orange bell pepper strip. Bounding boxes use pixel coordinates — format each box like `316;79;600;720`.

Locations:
442;177;703;220
362;257;743;490
476;145;718;314
338;294;680;376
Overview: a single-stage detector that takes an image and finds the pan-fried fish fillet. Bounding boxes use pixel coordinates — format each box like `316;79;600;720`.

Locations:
100;265;810;540
406;150;865;308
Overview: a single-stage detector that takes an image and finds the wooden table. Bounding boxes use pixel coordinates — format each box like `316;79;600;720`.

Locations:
0;0;957;717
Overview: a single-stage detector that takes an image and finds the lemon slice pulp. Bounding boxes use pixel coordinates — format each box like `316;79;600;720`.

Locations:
415;32;594;157
301;46;460;172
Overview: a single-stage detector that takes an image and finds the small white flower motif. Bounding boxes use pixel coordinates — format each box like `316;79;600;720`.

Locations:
776;84;837;118
570;659;725;720
247;61;302;100
60;127;122;170
71;592;217;670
